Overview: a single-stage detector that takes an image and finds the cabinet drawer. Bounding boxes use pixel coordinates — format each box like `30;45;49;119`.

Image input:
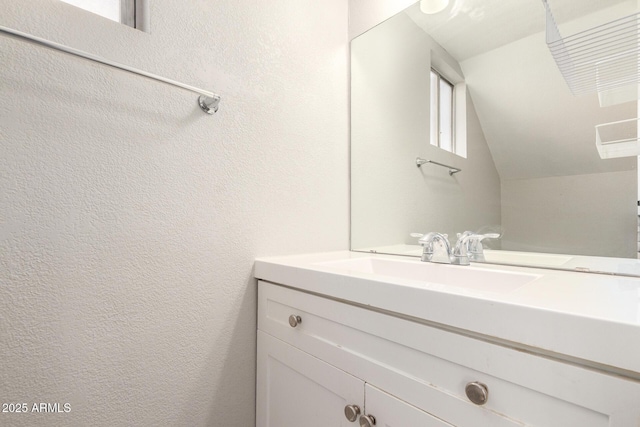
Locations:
258;281;640;427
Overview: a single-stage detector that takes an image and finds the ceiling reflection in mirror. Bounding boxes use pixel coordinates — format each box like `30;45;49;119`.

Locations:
350;0;640;276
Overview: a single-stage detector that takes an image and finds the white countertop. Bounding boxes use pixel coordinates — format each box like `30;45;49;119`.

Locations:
254;250;640;376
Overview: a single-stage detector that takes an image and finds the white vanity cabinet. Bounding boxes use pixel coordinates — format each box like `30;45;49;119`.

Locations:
257;332;451;427
257;331;363;427
256;280;640;427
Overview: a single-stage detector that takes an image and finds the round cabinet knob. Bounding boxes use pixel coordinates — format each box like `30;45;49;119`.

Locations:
465;381;489;406
359;414;376;427
344;404;360;422
288;315;302;328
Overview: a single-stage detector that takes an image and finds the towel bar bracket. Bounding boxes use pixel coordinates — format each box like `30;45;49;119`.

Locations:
198;95;221;114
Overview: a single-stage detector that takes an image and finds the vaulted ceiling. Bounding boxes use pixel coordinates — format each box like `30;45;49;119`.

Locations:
405;0;637;180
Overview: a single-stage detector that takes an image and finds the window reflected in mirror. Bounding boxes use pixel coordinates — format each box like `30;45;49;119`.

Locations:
430;69;455;153
60;0;137;28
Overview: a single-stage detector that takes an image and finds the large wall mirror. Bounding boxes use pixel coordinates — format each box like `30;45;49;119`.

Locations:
350;0;640;276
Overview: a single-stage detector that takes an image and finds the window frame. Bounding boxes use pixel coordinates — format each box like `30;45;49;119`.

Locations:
430;68;456;153
120;0;136;28
59;0;142;30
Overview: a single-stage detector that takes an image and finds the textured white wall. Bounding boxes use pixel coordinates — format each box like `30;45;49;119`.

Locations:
0;1;348;426
350;12;501;250
501;171;637;258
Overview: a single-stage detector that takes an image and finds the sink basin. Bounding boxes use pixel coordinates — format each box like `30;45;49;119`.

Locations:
316;257;540;294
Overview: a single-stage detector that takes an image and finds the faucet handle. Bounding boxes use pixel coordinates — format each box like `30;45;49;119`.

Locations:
452;231;476;265
468;233;500;248
458;232;499;245
466;233;501;261
484;233;500;239
456;231;474;240
411;232;447;240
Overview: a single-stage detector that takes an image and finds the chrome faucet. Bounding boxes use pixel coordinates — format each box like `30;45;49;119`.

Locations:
451;231;475;265
418;232;452;263
411;231;500;265
453;231;501;264
416;231;500;265
467;232;500;262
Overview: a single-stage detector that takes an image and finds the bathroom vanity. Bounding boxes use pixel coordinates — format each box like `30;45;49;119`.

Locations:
254;251;640;427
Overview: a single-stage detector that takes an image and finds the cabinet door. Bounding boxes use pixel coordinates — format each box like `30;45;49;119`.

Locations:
257;331;364;427
363;384;455;426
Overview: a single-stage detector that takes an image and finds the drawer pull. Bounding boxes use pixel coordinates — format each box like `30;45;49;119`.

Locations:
344;404;360;422
359;414;376;427
288;315;302;328
465;381;489;405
